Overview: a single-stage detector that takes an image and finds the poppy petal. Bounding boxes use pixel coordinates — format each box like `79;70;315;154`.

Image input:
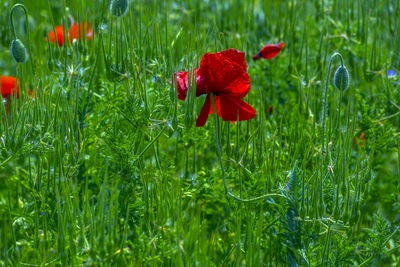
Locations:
27;89;35;99
174;69;199;101
196;94;212;127
1;76;19;99
219;95;256;121
207;94;223;117
175;71;187;100
197;49;250;98
68;22;93;43
259;42;285;59
48;25;65;47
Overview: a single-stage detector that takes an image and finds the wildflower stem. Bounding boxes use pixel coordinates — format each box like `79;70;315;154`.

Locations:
375;110;400;122
136;125;166;162
358;255;373;267
10;4;22;39
321;52;345;153
211;93;288;203
10;4;34;72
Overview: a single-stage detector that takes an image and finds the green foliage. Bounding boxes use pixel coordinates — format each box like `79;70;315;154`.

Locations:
366;214;392;263
0;0;400;265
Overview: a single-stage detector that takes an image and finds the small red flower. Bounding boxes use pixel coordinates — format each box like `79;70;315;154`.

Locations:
353;131;366;148
174;49;256;127
253;42;285;61
1;76;19;99
267;105;273;115
47;25;66;47
27;89;35;99
68;22;93;43
47;22;93;47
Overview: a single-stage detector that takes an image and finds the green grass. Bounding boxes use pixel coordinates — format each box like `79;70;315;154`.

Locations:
1;0;400;265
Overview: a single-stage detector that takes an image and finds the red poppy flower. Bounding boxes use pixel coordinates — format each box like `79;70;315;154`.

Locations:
46;22;93;47
253;42;285;61
352;132;366;148
47;25;66;47
267;105;273;115
1;76;19;99
68;22;93;43
27;89;35;99
174;49;256;127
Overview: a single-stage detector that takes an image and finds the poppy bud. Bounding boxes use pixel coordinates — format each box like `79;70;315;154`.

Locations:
10;39;28;63
110;0;129;17
333;65;350;90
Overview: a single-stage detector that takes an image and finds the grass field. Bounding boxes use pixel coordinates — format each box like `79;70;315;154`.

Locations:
1;0;400;266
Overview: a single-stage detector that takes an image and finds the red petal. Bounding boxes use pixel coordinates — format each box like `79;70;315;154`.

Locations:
195;94;255;126
48;25;65;47
252;53;261;61
197;49;250;98
1;76;19;99
208;94;222;117
219;95;256;121
68;22;93;43
174;69;199;101
196;94;212;127
27;89;35;99
259;42;285;59
175;71;188;100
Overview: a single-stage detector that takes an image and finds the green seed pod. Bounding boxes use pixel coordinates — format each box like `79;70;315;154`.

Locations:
10;39;28;63
333;65;350;90
110;0;129;17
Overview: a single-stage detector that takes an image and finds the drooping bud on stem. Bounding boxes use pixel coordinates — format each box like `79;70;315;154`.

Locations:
10;4;32;66
333;65;350;91
320;52;349;153
110;0;129;17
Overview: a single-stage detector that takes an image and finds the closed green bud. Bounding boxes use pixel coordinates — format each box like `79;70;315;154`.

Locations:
10;39;28;63
110;0;129;17
333;65;350;90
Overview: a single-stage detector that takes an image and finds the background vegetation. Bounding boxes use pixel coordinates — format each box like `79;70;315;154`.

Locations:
0;0;399;265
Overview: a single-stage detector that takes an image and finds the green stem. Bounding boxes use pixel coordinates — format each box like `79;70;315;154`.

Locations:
387;244;400;254
211;93;288;203
321;52;345;153
358;255;373;267
10;4;34;72
10;5;29;43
